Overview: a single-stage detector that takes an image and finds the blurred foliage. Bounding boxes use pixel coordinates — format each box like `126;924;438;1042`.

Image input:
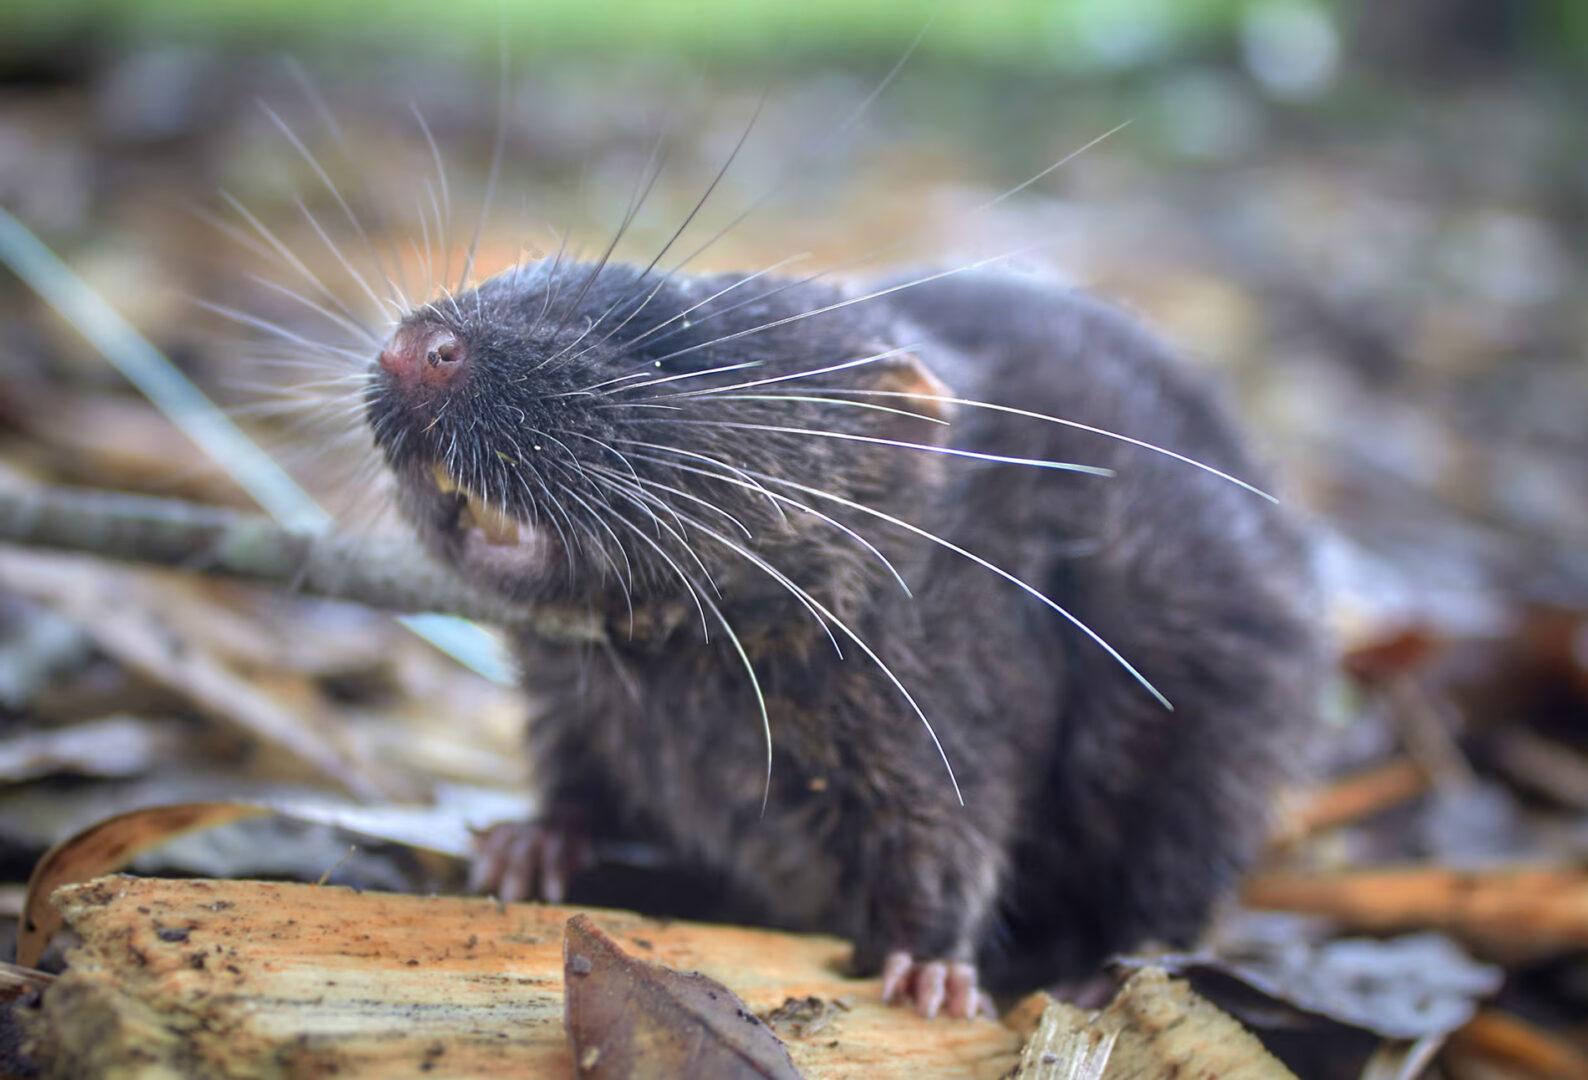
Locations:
0;0;1585;76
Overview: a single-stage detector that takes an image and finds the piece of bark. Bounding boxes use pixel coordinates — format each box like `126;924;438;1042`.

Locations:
1011;968;1297;1079
563;914;803;1079
1243;865;1588;954
19;877;1024;1078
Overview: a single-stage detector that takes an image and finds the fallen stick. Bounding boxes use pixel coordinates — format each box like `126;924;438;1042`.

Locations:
1242;865;1588;954
1272;758;1429;843
1449;1008;1588;1080
0;483;603;643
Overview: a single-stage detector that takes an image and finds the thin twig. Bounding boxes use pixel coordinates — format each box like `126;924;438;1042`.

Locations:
0;483;605;645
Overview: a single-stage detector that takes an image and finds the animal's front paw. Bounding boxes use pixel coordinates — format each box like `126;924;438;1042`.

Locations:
467;815;592;903
879;950;994;1020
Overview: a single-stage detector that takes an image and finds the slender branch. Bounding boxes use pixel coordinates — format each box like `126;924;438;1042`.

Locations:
0;484;605;644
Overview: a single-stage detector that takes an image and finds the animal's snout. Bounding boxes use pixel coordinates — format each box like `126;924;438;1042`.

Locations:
377;324;468;393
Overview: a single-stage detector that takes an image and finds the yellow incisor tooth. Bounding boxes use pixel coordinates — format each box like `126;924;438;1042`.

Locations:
433;463;519;544
432;463;461;495
466;493;521;545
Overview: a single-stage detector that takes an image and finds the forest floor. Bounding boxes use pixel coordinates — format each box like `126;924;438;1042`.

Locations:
0;42;1585;1079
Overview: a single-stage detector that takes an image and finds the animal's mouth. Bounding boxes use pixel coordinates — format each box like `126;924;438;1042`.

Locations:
421;460;561;588
431;463;524;547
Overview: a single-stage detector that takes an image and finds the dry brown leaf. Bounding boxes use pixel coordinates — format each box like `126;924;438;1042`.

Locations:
17;802;268;967
563;914;804;1080
0;551;397;799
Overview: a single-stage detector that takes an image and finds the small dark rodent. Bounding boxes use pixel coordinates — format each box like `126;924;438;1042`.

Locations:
365;259;1323;1018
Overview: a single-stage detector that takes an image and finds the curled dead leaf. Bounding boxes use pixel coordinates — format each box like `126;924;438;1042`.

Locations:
17;802;268;967
562;914;804;1080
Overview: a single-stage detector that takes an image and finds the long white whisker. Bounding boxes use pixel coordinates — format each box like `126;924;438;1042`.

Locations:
293;196;402;320
650;15;932;284
742;388;1279;503
219;191;367;330
692;394;950;425
609;439;785;522
196;299;369;361
545;476;636;621
612;251;810;355
593;476;714;634
244;273;380;347
653;496;964;807
642;121;1130;355
614;444;911;596
971;120;1133;215
542;475;636;626
604;514;778;816
573;357;766;397
563;369;658;396
633;418;1115;476
591;401;685;413
458;43;509;293
590;463;753;540
409;103;452;220
258;102;373;248
557;430;644;487
598;472;842;661
259;101;408;309
612;343;909;402
648;345;913;398
744;467;1172;711
642;240;1056;370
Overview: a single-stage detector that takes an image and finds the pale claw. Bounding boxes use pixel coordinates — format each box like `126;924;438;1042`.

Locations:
879;949;992;1020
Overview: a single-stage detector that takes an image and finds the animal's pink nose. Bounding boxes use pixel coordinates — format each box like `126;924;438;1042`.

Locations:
377;325;468;392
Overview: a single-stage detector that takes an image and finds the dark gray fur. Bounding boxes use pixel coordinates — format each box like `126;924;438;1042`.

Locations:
366;260;1323;993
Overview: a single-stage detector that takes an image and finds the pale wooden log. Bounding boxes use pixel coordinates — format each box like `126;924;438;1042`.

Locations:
21;876;1026;1079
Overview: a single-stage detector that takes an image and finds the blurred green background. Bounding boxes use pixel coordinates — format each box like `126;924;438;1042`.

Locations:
3;0;1588;70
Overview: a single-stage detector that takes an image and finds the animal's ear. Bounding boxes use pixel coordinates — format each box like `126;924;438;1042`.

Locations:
864;351;957;440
